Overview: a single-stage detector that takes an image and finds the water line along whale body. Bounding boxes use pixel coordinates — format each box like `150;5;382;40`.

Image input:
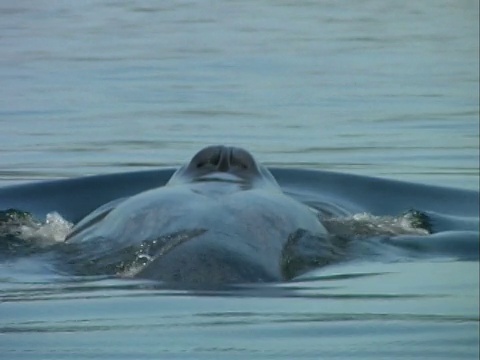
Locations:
64;145;335;286
1;145;478;287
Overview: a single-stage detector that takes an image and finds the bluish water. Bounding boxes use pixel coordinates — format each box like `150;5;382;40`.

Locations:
0;0;478;189
0;0;479;359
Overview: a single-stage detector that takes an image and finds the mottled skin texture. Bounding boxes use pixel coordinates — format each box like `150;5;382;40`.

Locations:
66;146;328;286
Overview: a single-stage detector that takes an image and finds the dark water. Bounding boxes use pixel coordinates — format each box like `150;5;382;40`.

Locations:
1;0;479;358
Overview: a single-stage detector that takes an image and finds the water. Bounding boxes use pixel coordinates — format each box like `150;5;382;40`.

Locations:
0;0;479;359
0;0;478;188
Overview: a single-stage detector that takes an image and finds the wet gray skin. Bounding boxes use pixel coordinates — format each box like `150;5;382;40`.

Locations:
65;146;330;286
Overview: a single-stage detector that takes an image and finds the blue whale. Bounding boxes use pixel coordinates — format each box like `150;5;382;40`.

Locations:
63;145;333;285
0;145;478;287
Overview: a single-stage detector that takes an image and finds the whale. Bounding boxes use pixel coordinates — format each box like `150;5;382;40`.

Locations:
1;146;478;287
63;145;336;286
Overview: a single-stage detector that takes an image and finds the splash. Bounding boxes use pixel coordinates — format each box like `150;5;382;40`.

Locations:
20;212;73;245
0;209;72;250
1;207;431;254
322;210;431;239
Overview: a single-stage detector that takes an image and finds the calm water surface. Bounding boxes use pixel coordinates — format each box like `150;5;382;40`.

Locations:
0;1;479;359
0;0;478;188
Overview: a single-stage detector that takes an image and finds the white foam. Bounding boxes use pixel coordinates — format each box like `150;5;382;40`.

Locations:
20;212;73;246
323;212;429;238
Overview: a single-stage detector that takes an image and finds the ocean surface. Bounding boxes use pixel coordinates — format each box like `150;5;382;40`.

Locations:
0;0;479;359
